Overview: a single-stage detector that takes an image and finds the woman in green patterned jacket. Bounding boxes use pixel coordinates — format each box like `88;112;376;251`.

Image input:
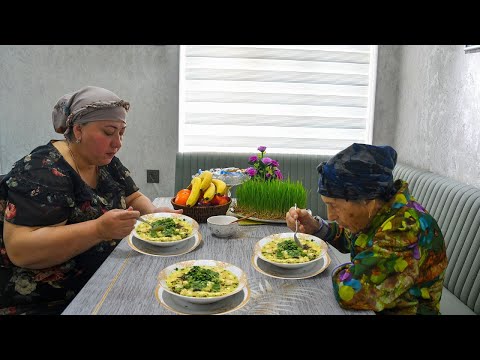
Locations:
286;143;448;315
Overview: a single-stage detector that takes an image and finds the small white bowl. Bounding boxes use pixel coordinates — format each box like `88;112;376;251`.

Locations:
157;259;247;304
254;232;328;269
132;212;199;247
207;215;239;238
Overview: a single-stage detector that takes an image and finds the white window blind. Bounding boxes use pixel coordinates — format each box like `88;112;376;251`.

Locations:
179;45;378;155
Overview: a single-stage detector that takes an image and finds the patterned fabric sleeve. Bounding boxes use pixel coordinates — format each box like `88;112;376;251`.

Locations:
331;208;443;313
5;154;75;227
314;218;352;254
106;157;139;197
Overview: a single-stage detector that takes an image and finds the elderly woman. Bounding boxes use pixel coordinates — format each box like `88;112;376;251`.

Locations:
286;143;448;315
0;86;180;315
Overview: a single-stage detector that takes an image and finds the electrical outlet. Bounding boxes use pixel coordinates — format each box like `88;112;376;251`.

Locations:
147;169;159;183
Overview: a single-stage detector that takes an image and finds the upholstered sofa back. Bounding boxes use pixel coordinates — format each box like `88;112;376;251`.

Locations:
394;163;480;314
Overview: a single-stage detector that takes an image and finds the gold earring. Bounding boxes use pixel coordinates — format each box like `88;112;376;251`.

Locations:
76;138;81;144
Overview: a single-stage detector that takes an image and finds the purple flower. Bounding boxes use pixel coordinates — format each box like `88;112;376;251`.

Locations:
245;146;283;182
338;269;352;282
261;157;272;165
245;167;257;177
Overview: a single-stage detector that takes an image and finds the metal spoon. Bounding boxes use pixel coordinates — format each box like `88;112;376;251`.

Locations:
293;203;303;248
137;217;164;232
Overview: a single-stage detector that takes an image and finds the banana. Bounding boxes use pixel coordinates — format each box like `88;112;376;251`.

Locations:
203;182;216;201
186;176;202;207
199;170;213;192
211;178;227;195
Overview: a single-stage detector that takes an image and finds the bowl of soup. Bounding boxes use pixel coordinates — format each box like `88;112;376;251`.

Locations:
157;259;247;304
254;232;328;269
132;212;199;247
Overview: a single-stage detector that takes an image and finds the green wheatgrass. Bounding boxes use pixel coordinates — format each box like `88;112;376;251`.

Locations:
235;178;308;220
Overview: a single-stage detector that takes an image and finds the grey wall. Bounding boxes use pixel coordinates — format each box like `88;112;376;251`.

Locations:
372;45;401;147
393;45;480;188
0;45;179;200
1;45;478;200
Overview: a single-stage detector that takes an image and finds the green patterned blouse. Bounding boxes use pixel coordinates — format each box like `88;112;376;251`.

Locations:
323;180;448;315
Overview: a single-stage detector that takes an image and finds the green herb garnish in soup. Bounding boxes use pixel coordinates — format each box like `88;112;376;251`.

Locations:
136;217;193;242
167;265;239;298
262;238;321;263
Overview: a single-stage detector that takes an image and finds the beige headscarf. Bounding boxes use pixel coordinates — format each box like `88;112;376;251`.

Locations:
52;85;130;135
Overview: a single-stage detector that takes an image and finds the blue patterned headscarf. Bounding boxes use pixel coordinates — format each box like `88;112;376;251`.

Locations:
317;143;398;201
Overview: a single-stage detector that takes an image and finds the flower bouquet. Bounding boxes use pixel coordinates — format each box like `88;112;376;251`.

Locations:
234;146;307;220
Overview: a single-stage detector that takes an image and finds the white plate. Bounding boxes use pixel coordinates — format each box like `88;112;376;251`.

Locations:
157;259;248;304
227;209;286;224
127;232;202;257
132;212;199;247
252;253;331;280
254;232;328;269
156;285;250;315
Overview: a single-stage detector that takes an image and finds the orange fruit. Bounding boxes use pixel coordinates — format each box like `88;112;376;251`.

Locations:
174;189;191;205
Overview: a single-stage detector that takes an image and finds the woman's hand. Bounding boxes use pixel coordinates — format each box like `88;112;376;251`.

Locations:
286;207;322;235
96;207;140;240
153;207;183;214
126;191;183;216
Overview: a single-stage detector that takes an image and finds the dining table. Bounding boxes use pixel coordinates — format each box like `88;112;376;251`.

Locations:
61;197;374;315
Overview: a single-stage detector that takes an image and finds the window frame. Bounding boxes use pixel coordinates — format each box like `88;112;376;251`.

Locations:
179;45;378;155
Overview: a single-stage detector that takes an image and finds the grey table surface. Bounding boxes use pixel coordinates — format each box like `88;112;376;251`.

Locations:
62;197;374;315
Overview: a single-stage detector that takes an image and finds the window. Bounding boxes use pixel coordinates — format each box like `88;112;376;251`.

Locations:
179;45;378;155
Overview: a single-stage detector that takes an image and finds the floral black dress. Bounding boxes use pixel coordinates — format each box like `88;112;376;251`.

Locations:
0;141;139;315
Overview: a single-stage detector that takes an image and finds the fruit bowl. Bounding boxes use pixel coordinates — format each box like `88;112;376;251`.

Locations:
171;198;232;223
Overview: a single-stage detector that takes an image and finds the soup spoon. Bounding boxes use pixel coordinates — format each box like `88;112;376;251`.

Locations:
293;204;304;249
137;217;164;232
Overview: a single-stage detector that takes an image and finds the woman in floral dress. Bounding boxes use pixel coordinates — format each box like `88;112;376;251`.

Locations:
0;86;180;315
286;143;448;315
